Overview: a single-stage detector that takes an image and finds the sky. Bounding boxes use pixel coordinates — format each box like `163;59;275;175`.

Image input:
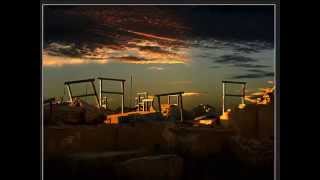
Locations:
42;5;275;111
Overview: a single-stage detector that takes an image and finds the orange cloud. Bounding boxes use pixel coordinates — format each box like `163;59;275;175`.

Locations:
43;53;109;67
182;92;206;97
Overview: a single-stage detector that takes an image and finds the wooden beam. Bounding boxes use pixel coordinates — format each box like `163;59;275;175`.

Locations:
179;95;184;122
99;79;102;107
66;84;73;102
222;80;246;85
97;77;126;82
101;91;124;95
222;82;225;113
72;93;97;98
64;78;95;85
90;81;100;107
121;81;125;114
154;91;184;97
157;96;161;112
242;84;246;104
225;94;244;97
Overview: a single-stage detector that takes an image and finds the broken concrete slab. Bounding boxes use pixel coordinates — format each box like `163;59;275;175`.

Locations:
116;154;183;180
44;121;176;158
44;125;117;158
164;126;235;158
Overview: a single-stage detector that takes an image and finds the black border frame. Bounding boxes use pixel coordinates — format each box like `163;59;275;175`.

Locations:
40;1;280;180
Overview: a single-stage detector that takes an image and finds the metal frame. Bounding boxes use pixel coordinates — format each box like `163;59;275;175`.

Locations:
64;78;100;106
97;77;126;114
154;91;184;122
222;80;247;113
136;92;148;112
168;95;179;106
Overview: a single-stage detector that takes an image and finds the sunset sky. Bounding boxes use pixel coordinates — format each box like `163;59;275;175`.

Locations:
43;5;275;111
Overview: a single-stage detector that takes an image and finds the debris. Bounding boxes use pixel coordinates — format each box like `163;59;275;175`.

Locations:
44;98;106;125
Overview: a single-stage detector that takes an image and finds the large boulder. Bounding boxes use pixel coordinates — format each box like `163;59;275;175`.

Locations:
116;154;183;180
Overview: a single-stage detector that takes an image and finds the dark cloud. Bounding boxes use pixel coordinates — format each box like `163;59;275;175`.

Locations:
233;64;270;68
110;55;148;62
231;71;274;79
45;43;84;58
247;69;269;73
213;54;273;71
138;45;176;55
44;6;274;47
215;54;258;64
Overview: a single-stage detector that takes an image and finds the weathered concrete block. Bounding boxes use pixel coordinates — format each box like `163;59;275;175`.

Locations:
44;125;118;158
257;104;274;140
166;126;235;157
44;121;174;159
78;125;117;152
44;126;82;159
116;121;172;151
116;154;183;180
231;103;274;141
231;105;259;139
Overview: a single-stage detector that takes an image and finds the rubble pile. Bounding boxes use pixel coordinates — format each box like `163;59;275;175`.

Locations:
44;98;106;125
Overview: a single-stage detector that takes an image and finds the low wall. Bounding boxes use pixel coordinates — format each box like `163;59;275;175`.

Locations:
44;121;173;159
44;121;236;159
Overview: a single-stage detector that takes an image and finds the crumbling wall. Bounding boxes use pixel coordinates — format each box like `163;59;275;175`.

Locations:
44;121;174;159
